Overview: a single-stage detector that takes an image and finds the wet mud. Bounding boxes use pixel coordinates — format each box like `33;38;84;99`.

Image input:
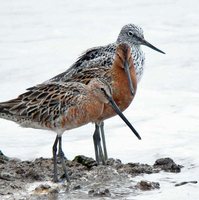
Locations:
0;151;184;200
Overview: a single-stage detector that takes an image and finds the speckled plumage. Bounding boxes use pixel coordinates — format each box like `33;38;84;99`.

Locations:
0;77;122;182
0;79;113;134
49;24;145;84
46;43;137;122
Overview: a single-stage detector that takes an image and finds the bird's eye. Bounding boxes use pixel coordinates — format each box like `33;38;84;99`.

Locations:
100;88;106;94
128;31;139;39
100;87;110;97
128;31;134;36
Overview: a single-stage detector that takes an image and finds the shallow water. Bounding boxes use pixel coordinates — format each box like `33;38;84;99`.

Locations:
0;0;199;199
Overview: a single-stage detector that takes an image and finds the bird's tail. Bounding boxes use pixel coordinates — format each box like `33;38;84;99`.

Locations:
0;100;22;123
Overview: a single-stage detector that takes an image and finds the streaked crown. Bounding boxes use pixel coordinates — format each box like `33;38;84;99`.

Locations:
116;24;144;46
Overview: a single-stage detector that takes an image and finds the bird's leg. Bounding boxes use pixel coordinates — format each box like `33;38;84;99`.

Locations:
52;135;59;182
93;124;99;164
58;136;70;182
93;123;105;165
57;136;67;160
100;121;108;161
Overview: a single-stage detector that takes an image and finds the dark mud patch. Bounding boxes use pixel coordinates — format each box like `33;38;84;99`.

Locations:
0;153;183;200
153;157;183;173
135;180;160;191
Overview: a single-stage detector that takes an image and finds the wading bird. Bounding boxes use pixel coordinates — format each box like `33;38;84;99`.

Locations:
0;77;140;182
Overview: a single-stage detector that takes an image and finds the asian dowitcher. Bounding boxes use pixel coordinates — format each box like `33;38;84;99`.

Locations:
47;24;165;163
0;77;140;182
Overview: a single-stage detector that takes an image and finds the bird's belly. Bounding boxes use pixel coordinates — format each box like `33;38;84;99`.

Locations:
59;101;104;131
97;60;137;121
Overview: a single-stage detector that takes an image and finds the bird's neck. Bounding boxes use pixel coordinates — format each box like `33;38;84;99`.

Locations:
115;41;145;82
115;41;144;62
131;44;143;60
130;45;145;82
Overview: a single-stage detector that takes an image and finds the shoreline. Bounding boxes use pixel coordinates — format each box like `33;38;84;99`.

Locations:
0;152;185;200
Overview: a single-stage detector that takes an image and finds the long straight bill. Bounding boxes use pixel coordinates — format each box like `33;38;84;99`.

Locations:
108;95;141;140
142;39;165;54
124;60;135;96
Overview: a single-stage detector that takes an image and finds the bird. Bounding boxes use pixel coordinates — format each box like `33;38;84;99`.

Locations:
46;24;165;163
0;79;140;182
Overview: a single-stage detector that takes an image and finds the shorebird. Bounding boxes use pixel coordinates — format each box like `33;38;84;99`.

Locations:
47;24;165;162
0;77;140;182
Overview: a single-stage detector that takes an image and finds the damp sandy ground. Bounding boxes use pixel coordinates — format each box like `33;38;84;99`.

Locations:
0;0;199;199
1;152;191;200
